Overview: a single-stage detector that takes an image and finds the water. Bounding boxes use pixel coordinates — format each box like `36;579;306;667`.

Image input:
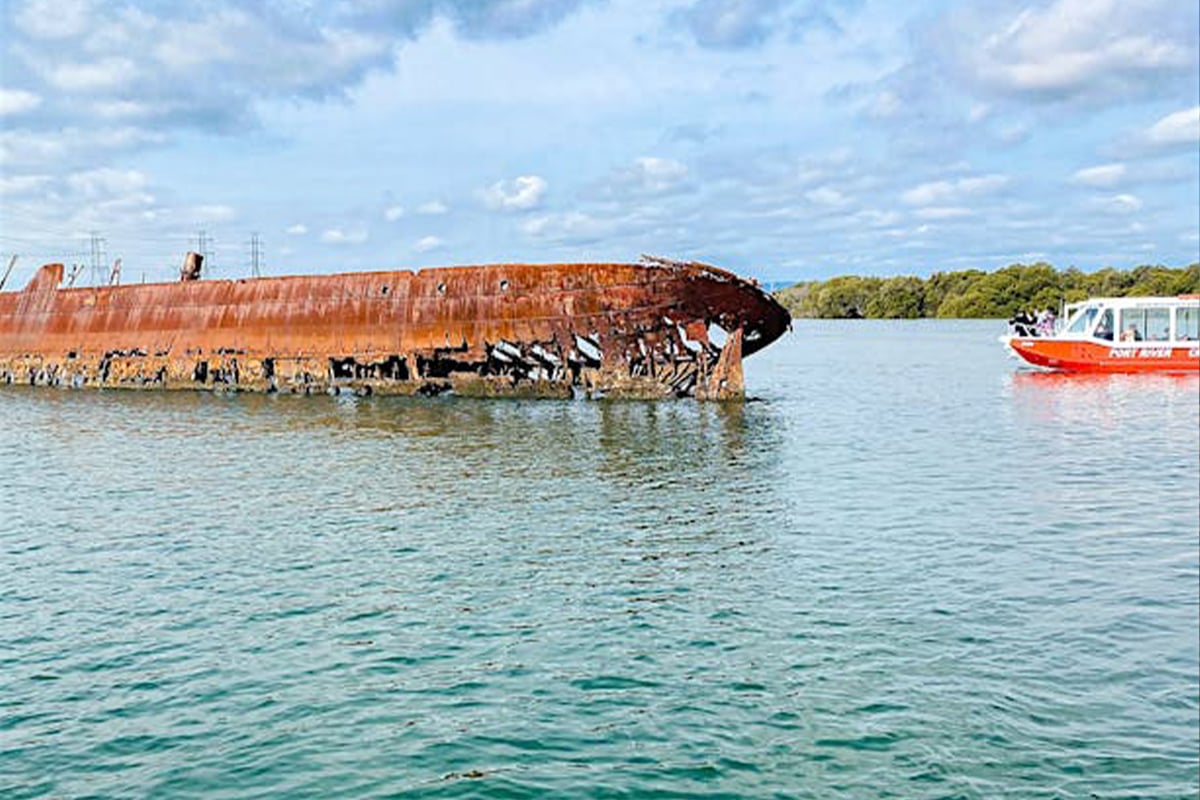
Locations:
1;320;1197;799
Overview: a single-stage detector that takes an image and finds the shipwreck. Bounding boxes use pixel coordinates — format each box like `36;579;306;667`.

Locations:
0;254;790;399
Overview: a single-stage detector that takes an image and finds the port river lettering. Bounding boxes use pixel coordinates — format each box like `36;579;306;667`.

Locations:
1108;346;1200;358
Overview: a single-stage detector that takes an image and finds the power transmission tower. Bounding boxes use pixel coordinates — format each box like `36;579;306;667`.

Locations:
249;232;263;278
88;231;106;286
193;230;213;276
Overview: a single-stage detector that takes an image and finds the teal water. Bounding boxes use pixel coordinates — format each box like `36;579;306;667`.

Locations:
2;320;1197;798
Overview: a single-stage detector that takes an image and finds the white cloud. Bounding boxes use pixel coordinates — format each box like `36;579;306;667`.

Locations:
0;89;42;116
0;174;53;195
1;2;1194;277
63;176;159;218
962;0;1193;100
14;0;92;39
321;227;368;245
480;175;547;211
990;37;1186;93
91;100;151;119
46;58;138;92
596;156;690;199
855;209;902;227
967;103;990;123
522;211;614;243
1094;193;1143;214
805;187;850;207
996;122;1031;145
4;0;599;158
869;91;901;119
414;235;443;253
792;148;856;190
4;126;169;168
0;131;67;167
1145;106;1200;146
66;167;148;197
901;174;1009;206
417;200;448;215
914;206;973;220
1071;163;1126;188
150;10;246;71
955;175;1009;195
672;0;816;49
901;183;952;206
628;157;688;193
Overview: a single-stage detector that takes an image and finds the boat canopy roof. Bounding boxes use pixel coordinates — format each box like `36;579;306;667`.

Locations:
1064;294;1199;316
1057;294;1200;343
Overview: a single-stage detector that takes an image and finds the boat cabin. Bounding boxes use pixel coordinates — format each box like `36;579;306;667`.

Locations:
1059;296;1200;344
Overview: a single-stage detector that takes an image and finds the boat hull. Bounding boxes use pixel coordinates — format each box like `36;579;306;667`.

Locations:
1005;336;1200;373
0;259;791;399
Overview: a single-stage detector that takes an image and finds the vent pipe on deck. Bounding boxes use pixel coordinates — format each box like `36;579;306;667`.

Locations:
180;251;203;282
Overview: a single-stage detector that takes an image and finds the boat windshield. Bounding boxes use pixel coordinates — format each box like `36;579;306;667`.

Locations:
1064;306;1098;334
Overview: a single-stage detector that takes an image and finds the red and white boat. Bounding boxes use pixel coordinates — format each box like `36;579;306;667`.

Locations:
1003;294;1200;373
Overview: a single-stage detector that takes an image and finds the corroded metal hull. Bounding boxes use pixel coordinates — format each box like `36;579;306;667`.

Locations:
0;257;790;399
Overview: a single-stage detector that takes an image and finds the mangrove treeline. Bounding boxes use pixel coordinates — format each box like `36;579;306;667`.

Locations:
775;263;1199;319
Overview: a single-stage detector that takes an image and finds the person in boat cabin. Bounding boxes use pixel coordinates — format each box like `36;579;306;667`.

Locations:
1094;313;1113;340
1121;324;1141;342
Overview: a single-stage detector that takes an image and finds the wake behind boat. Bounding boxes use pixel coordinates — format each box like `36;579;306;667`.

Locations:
1002;294;1200;373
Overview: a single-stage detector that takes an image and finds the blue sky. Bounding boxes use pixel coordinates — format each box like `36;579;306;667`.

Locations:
1;0;1197;286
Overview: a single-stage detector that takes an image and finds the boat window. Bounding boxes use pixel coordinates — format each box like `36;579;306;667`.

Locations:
1118;307;1166;342
1092;309;1114;341
1144;308;1170;341
1065;306;1098;334
1176;307;1199;341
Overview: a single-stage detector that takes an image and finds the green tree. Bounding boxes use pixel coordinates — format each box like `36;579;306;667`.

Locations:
809;276;882;318
926;270;986;317
865;276;925;318
774;262;1197;319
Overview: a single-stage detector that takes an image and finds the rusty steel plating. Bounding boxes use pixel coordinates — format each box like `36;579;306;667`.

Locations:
0;255;790;399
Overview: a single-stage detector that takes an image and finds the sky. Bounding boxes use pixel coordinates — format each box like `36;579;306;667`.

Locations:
1;0;1198;287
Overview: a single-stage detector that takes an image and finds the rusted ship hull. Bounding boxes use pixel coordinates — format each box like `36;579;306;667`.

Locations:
0;256;789;399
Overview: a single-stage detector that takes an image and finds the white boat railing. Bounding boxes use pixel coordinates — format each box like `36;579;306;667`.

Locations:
1015;295;1200;342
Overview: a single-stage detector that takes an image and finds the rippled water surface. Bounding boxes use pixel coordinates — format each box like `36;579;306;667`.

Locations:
2;320;1197;798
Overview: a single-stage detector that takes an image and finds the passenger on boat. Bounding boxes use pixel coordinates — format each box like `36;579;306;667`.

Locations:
1008;309;1038;337
1036;308;1056;336
1120;325;1142;342
1095;317;1113;341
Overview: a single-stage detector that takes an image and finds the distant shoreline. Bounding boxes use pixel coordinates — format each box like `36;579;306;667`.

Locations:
774;262;1198;320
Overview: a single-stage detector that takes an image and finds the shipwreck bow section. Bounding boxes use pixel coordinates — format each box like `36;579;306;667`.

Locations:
0;255;790;399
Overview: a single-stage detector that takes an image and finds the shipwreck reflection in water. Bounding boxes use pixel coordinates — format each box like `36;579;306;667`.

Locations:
1;386;788;524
